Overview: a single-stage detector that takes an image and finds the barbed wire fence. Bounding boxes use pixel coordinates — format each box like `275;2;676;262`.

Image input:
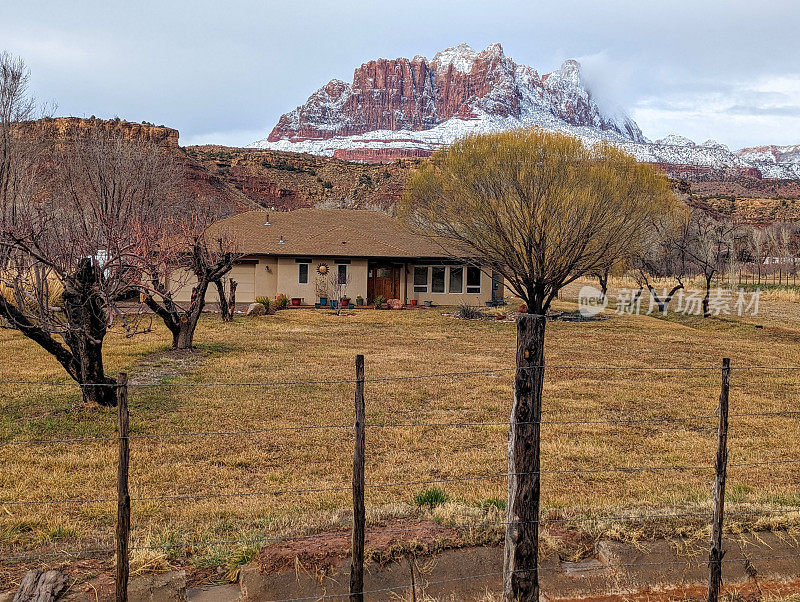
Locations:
2;359;800;600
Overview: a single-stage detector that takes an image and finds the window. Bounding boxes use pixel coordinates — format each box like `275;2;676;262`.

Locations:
337;264;348;285
413;266;428;293
298;263;309;284
449;267;463;293
431;266;446;293
466;267;481;294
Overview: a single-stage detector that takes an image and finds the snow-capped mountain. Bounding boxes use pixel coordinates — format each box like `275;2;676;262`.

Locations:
253;43;800;179
737;145;800;179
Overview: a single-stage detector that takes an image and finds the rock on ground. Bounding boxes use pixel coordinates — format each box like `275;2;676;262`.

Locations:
245;303;266;317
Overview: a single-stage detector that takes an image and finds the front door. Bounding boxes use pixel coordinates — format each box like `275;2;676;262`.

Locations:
368;264;400;302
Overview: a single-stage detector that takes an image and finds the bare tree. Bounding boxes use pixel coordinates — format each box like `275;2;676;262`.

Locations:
0;52;36;213
141;214;238;349
633;212;688;314
684;209;740;317
400;129;677;600
748;226;767;284
0;59;180;405
328;269;350;316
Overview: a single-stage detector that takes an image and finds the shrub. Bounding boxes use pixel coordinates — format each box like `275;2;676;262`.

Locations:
274;293;290;310
414;486;449;510
454;303;484;320
255;296;271;311
479;497;506;511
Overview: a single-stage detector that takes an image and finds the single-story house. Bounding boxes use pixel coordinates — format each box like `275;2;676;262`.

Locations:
171;208;505;306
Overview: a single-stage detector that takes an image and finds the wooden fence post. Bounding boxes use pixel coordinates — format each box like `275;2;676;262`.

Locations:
504;313;546;601
116;373;130;602
350;355;366;602
708;358;730;602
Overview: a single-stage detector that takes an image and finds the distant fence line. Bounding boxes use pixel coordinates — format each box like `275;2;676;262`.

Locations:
2;361;800;600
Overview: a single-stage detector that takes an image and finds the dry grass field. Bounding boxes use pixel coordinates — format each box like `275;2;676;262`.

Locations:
2;283;800;583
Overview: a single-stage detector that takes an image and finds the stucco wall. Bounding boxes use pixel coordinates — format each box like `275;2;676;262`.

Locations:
274;257;369;303
168;261;260;304
402;264;495;306
169;257;503;307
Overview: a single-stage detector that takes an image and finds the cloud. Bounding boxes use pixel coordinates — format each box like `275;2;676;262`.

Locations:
630;72;800;147
572;51;638;117
0;28;95;70
725;105;800;117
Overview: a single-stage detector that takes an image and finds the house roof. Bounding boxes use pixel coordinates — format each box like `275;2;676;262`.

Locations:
209;209;456;259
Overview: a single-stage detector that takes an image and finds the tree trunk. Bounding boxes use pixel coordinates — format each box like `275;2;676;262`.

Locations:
173;318;196;350
78;345;117;406
215;279;229;321
598;273;608;301
703;274;713;318
504;312;546;601
63;258;117;406
646;282;684;315
228;280;237;319
215;279;237;322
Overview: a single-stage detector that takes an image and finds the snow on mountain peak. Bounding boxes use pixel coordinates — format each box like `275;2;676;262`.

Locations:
657;134;696;147
431;43;479;74
701;139;729;151
558;59;581;80
252;43;800;178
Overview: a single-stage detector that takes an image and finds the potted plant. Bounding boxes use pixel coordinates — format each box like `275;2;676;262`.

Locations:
374;295;386;309
256;296;272;312
423;300;432;308
356;295;364;306
410;299;418;307
275;293;290;310
340;295;351;307
292;297;302;306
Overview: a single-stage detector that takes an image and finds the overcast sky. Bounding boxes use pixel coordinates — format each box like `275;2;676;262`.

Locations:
4;0;799;150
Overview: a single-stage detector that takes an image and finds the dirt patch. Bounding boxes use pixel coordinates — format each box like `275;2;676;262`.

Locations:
129;348;205;385
257;519;469;575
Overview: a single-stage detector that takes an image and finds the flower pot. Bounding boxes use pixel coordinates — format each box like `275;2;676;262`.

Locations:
356;298;364;306
330;300;338;309
292;298;302;306
423;300;432;308
410;299;418;307
319;297;328;305
340;297;351;307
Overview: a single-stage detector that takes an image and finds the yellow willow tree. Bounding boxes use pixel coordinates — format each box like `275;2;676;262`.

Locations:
400;128;677;601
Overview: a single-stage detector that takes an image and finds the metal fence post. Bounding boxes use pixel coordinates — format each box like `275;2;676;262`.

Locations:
350;355;366;602
708;358;730;601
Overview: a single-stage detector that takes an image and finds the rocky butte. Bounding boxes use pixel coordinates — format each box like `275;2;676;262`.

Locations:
26;116;180;147
253;43;800;179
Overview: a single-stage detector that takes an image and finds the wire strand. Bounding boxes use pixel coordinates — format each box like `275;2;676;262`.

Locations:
1;362;799;390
